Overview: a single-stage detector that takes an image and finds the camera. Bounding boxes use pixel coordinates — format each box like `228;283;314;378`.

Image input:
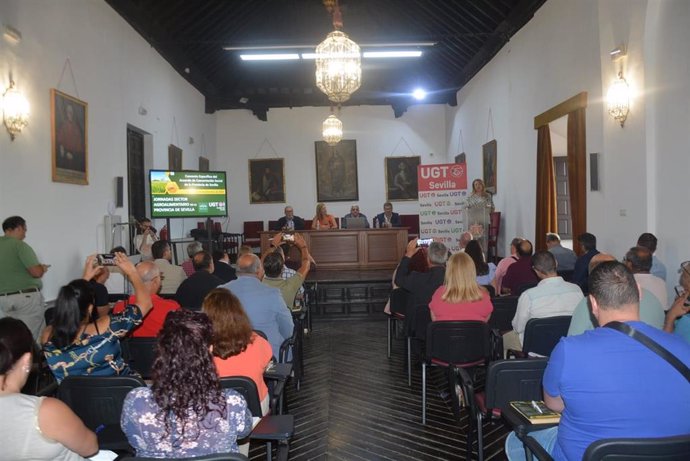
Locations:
417;238;433;247
96;254;116;266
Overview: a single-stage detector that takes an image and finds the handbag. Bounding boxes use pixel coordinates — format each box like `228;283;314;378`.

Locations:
606;321;690;383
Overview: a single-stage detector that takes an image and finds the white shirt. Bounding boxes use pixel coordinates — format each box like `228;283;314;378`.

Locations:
634;273;668;308
512;276;584;342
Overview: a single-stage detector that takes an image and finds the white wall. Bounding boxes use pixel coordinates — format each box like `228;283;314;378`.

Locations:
0;0;216;299
215;104;447;233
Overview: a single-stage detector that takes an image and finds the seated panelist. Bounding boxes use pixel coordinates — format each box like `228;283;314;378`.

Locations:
311;203;338;230
274;205;305;231
342;204;370;229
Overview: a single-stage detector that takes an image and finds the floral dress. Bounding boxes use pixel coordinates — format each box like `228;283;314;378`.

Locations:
43;303;143;383
121;387;252;457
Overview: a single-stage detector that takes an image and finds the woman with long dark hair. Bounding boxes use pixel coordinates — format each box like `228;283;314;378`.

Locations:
121;310;252;457
0;317;98;459
41;253;152;383
465;240;497;286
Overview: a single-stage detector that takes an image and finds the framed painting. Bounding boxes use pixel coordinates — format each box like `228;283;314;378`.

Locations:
199;156;209;172
51;89;88;185
168;144;183;170
314;140;358;202
482;139;497;194
385;155;420;201
454;152;466;164
249;158;285;204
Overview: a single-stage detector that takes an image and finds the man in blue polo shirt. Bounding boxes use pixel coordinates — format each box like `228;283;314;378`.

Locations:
506;261;690;460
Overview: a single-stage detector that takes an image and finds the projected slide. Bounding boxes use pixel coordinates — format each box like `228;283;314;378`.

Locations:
150;170;228;218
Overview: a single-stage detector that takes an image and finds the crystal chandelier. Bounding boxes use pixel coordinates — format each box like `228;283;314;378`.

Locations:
315;1;361;103
322;113;343;146
3;80;30;140
607;71;630;128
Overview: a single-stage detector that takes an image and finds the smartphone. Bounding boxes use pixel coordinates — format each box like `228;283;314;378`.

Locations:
282;234;295;242
96;254;117;266
675;286;690;307
417;238;433;247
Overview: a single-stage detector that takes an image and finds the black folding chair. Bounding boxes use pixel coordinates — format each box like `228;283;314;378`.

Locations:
57;375;146;451
121;337;157;380
387;288;408;358
488;295;518;333
508;316;572;358
454;358;548;461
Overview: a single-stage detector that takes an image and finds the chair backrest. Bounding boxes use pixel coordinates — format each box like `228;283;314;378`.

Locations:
557;269;574;282
583;434;690;461
484;358;548;410
515;282;538;296
482;284;496;298
425;321;490;366
121;337;158;379
303;219;312;229
219;376;264;417
57;375;147;430
488;212;501;239
522;315;572;356
242;221;264;239
488;295;518;332
121;452;250;461
268;220;280;231
399;214;420;235
389;288;409;316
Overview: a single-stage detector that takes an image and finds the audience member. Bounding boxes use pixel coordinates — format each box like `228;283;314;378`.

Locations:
493;237;522;295
121;310;251;458
637;232;667;280
465;240;497;286
429;252;493;322
212;249;237;283
0;317;98;460
151;240;187;294
567;253;665;337
501;239;538;295
624;246;667;306
384;247;429;314
458;231;473;251
395;239;448;308
274;205;305;231
103;246;131;294
506;261;690;460
89;267;111;319
42;253;152;383
218;253;294;358
664;261;690;343
342;204;370;228
502;251;583;354
112;261;180;337
311;203;338;230
181;241;203;277
0;216;50;341
134;217;158;260
572;232;599;292
204;288;272;414
374;202;401;228
175;251;223;310
238;245;254;257
545;232;577;272
263;233;311;309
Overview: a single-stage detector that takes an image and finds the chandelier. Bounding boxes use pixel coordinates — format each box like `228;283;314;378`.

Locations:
322;114;343;146
315;1;361;103
3;80;30;140
607;71;630;128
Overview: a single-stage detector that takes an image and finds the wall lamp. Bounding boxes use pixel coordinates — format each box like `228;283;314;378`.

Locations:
606;46;630;128
2;80;30;140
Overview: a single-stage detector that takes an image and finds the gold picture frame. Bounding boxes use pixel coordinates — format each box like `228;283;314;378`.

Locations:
314;140;358;202
51;89;88;185
168;144;183;170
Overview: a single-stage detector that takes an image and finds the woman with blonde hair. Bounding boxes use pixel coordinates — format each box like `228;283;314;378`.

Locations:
311;202;338;229
429;252;493;322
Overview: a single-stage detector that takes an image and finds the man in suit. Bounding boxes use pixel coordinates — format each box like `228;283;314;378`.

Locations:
212;249;237;283
175;251;223;309
374;202;401;228
572;232;599;293
274;205;305;231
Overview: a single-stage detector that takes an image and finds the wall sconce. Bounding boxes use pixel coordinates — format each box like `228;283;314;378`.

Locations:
607;71;630;128
2;80;30;140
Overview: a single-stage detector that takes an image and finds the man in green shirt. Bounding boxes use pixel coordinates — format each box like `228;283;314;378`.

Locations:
262;232;312;310
0;216;49;340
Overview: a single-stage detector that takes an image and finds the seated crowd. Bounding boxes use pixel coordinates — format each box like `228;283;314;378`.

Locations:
2;209;690;460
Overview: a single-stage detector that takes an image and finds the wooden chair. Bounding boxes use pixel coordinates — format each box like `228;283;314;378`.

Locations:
399;214;420;238
487;211;501;263
242;221;264;250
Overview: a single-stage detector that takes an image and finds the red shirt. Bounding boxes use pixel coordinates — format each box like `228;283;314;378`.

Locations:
429;287;493;322
214;333;273;400
112;294;180;337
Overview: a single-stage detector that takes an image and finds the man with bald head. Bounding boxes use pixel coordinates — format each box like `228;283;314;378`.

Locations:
567;253;664;335
218;252;294;358
274;205;305;231
112;260;180;337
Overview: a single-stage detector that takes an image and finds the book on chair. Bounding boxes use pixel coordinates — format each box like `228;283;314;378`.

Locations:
509;401;561;424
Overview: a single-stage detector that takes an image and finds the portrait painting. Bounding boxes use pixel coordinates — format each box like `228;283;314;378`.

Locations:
199;156;209;172
51;89;88;185
315;140;358;202
482;139;497;194
455;152;466;164
385;155;421;201
249;158;285;204
168;144;183;170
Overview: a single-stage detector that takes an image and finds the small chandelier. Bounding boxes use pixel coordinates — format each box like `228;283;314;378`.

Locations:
3;80;30;140
607;71;630;128
322;113;343;146
315;1;361;103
